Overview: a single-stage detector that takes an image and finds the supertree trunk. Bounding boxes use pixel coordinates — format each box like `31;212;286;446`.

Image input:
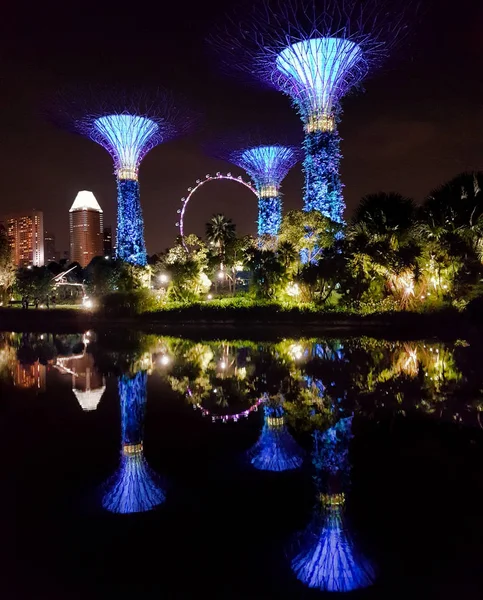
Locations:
303;129;344;224
119;371;147;446
116;179;147;266
258;195;282;237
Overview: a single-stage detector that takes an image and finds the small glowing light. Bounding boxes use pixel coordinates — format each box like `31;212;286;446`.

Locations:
286;282;301;297
159;355;170;366
219;361;226;370
207;294;213;300
213;388;218;393
217;271;224;280
40;335;44;340
82;297;94;309
104;255;109;260
159;273;169;284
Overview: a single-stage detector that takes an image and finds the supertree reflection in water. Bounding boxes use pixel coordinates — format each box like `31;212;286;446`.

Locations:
247;403;304;472
290;417;376;592
102;371;165;514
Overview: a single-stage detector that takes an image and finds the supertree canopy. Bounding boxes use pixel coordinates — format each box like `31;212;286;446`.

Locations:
213;0;409;224
102;371;166;514
291;493;376;592
247;403;305;472
54;88;194;265
229;144;299;236
290;417;376;592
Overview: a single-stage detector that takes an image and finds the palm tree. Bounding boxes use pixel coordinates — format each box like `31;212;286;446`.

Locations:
352;192;416;243
206;214;237;293
419;172;483;231
205;214;236;260
277;241;297;270
244;248;285;299
415;172;483;297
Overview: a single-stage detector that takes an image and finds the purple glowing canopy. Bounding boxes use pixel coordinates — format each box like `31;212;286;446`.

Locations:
233;145;299;189
52;86;196;178
275;37;364;123
211;0;410;123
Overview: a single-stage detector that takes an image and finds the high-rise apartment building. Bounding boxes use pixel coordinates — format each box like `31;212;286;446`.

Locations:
103;226;113;258
44;231;59;264
2;210;44;267
69;191;103;268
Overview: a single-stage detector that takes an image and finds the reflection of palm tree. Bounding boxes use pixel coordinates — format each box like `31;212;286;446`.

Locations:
215;387;229;408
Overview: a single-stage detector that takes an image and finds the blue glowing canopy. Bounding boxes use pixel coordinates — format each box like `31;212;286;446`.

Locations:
276;37;363;121
247;405;304;472
93;114;160;179
237;145;298;189
291;503;376;592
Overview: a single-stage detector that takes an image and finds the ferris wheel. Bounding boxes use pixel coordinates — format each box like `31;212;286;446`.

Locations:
176;172;259;245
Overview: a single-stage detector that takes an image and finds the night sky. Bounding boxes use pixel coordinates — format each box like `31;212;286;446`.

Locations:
0;0;482;255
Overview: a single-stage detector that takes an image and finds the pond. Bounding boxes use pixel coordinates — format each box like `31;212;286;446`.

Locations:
2;330;483;599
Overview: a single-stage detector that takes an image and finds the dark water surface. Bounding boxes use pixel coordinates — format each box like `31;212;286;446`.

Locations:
2;330;483;599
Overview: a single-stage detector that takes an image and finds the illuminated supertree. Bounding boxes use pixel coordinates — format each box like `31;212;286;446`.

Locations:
55;88;194;265
247;403;305;472
216;140;299;236
102;371;166;513
290;417;376;592
213;0;409;224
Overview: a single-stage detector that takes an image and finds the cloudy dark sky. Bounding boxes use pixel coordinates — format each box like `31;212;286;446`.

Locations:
0;0;482;254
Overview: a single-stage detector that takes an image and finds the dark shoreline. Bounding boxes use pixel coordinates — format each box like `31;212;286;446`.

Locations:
0;307;476;340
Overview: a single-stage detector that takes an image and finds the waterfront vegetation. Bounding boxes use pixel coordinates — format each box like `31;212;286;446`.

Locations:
3;172;483;321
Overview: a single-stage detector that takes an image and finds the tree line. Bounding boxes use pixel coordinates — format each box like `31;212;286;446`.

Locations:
2;171;483;313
